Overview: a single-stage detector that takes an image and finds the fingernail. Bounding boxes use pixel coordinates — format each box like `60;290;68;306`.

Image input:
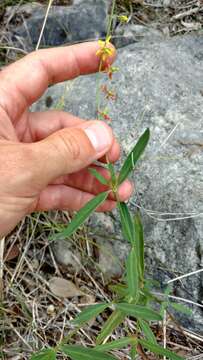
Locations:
84;122;112;153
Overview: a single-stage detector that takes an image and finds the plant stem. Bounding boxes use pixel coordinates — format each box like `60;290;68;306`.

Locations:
96;61;103;117
107;0;117;38
96;0;117;117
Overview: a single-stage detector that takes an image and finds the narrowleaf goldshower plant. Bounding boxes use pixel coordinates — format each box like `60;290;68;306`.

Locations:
31;126;188;360
31;1;192;359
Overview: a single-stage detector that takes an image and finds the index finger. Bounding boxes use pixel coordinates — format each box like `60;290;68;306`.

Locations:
0;42;116;122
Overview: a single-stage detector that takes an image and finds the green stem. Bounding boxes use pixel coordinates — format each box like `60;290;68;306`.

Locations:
107;0;117;38
96;0;117;117
96;61;103;117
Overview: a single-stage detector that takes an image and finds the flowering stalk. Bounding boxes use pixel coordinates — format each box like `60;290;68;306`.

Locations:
31;2;186;360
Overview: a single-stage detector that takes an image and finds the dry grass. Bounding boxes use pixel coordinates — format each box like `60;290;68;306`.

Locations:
0;0;203;359
1;212;203;359
117;0;203;36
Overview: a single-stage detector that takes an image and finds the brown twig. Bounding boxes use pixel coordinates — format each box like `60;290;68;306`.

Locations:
172;6;202;20
137;343;150;360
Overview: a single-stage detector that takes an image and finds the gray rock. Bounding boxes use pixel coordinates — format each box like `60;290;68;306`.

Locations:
33;34;203;332
113;23;164;48
96;237;129;280
88;213;115;235
52;240;82;272
11;0;109;50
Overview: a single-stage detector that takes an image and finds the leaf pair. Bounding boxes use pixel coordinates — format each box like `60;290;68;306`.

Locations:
89;163;117;190
96;337;184;360
119;202;145;303
73;303;125;346
90;127;150;189
61;340;183;360
72;300;161;347
72;303;125;346
50;128;150;241
61;345;116;360
31;339;184;360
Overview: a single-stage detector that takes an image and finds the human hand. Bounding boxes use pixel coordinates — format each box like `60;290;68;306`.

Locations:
0;42;133;238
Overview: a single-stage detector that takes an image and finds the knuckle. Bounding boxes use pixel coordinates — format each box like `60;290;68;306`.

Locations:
57;130;81;161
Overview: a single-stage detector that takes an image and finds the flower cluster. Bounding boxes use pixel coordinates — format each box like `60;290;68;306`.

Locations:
96;36;114;64
96;36;119;121
101;85;117;101
97;108;111;122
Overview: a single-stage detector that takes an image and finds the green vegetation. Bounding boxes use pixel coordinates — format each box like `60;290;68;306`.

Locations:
25;1;193;358
32;126;188;359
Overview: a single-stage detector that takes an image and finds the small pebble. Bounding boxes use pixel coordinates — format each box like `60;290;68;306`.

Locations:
47;304;55;316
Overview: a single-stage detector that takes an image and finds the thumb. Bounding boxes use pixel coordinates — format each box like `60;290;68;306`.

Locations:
31;120;113;187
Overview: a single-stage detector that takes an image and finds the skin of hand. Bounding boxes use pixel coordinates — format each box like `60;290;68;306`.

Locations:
0;42;133;238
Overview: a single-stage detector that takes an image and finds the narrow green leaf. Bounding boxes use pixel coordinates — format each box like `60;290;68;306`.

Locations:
72;303;108;326
118;128;150;185
116;304;162;321
126;248;139;301
60;345;117;360
118;202;135;245
170;302;192;316
139;339;184;360
130;345;137;360
134;213;144;279
50;191;108;240
109;284;128;299
108;163;117;187
96;310;125;345
139;319;157;344
96;337;132;352
88;168;109;186
30;349;56;360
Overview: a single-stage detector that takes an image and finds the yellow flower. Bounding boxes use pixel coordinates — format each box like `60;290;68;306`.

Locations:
118;15;128;23
96;36;114;62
